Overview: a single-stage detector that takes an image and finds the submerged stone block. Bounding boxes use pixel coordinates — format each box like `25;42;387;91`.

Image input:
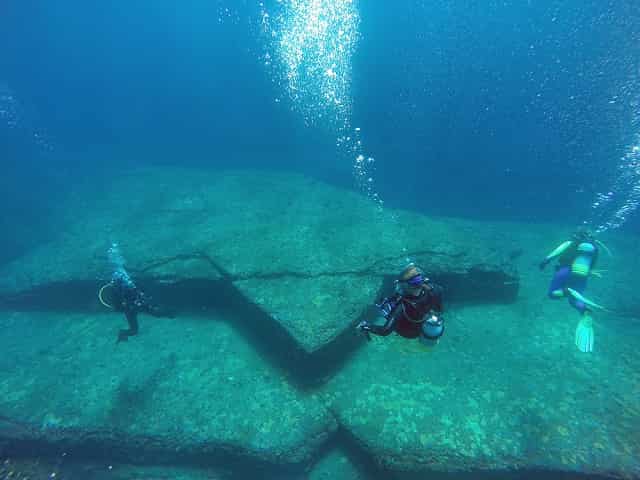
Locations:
233;274;380;355
322;303;640;478
0;168;519;358
0;311;336;468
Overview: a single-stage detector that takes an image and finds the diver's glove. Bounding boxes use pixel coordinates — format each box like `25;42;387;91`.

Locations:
376;295;401;320
539;258;550;271
356;320;370;332
356;320;372;341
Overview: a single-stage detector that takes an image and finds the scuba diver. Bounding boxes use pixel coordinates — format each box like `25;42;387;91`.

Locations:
539;228;607;353
99;244;174;343
357;263;445;346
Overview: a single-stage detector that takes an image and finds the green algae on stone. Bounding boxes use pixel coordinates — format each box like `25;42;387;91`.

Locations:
0;311;336;467
322;303;640;477
0;168;518;357
233;274;380;354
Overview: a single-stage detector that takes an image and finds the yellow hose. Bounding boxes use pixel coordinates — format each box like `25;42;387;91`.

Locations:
98;283;115;309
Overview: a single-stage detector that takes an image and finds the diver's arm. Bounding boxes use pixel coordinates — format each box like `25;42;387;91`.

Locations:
366;299;403;336
540;241;573;270
545;241;573;260
367;315;397;336
143;303;175;319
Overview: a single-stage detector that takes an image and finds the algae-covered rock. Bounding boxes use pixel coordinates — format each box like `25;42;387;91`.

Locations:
233;274;380;355
2;168;639;478
0;168;518;356
0;310;336;468
322;302;640;478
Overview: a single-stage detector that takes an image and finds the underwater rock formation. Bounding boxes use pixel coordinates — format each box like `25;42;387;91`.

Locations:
324;303;640;478
0;169;639;478
0;311;335;470
0;168;519;359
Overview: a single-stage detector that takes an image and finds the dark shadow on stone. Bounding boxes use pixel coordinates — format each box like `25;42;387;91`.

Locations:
0;428;312;477
333;419;623;480
0;280;105;313
432;267;519;304
106;354;177;431
309;424;389;480
0;267;518;388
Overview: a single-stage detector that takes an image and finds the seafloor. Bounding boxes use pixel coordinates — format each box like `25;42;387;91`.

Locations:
0;168;638;480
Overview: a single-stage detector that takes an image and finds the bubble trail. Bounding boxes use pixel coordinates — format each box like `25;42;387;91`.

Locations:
0;81;56;154
260;0;383;208
587;137;640;233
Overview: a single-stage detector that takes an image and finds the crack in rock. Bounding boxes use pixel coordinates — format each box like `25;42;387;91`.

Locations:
134;249;481;284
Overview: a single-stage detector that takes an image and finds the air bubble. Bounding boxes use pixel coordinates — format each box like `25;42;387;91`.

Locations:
260;0;384;209
587;135;640;232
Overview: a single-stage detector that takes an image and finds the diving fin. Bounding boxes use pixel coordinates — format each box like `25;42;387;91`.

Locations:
575;314;594;353
566;288;606;311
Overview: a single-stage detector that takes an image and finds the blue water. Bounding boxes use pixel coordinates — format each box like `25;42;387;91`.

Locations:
356;1;639;220
2;1;639;244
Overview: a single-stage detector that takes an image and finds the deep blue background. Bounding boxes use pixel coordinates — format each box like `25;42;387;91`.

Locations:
1;1;639;263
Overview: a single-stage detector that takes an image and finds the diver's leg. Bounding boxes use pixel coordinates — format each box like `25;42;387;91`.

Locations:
117;310;139;342
567;275;588;314
548;266;570;299
566;274;597;351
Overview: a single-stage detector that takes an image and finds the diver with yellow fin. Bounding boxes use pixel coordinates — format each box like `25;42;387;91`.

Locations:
539;228;607;353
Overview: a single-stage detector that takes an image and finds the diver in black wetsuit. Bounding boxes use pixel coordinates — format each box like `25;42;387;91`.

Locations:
100;244;174;343
111;273;173;342
357;263;445;345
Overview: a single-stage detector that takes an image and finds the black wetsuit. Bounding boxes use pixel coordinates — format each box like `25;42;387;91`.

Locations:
111;278;172;342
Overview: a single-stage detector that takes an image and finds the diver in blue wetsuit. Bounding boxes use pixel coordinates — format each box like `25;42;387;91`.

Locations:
539;228;605;353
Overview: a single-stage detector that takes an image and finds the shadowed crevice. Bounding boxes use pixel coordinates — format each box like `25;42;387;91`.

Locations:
0;416;627;480
0;262;518;387
331;422;622;480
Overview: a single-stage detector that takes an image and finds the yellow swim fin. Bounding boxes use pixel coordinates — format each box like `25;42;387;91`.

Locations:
575;314;594;353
